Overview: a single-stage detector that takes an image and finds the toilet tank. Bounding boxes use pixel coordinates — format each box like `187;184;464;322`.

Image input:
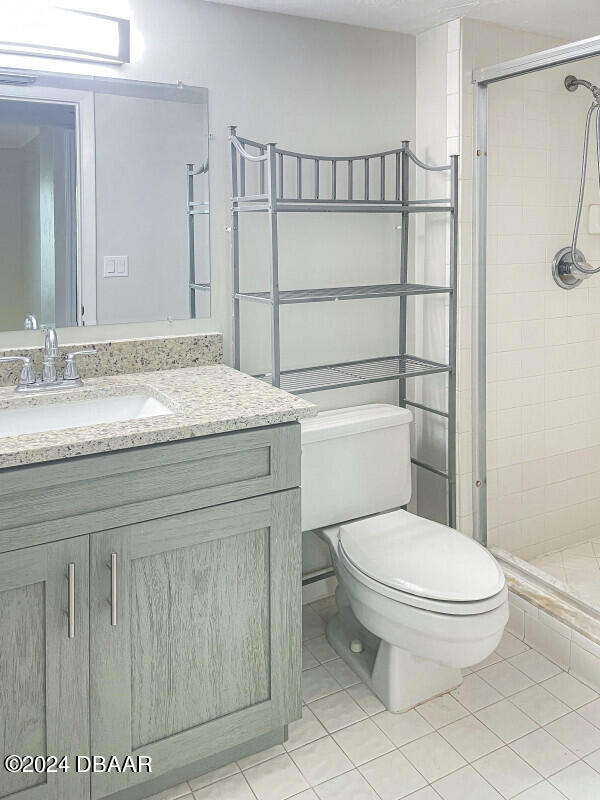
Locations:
300;403;413;532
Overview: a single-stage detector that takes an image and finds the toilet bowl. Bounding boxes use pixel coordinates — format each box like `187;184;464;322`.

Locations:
301;404;509;713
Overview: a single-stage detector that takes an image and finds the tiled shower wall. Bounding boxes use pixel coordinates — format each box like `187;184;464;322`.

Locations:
485;61;600;559
451;20;600;560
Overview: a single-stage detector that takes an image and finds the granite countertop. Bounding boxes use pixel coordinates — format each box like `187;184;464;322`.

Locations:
0;365;316;469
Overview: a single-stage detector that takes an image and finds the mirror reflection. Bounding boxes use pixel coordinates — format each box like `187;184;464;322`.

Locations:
0;71;209;332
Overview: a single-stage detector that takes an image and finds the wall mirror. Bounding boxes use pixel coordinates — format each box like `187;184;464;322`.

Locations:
0;67;209;333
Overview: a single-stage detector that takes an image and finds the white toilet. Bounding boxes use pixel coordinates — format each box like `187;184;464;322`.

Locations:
301;403;508;713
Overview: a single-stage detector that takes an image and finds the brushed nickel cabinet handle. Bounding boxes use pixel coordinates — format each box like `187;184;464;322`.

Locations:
67;562;75;639
110;553;117;626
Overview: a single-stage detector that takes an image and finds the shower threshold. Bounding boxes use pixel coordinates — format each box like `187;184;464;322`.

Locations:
493;547;600;648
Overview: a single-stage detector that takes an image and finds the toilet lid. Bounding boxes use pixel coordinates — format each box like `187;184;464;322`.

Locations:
338;510;505;602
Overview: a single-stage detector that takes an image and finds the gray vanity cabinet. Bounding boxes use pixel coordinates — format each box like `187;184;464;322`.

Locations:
0;423;302;800
0;538;90;800
89;490;301;799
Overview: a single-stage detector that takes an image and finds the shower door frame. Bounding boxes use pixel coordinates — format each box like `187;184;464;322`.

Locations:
473;34;600;546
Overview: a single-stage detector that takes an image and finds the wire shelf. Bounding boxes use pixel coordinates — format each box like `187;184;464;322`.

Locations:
256;354;450;394
236;283;451;304
235;200;453;214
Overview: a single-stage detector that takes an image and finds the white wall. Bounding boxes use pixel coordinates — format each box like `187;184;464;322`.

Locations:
486;57;600;560
0;0;416;355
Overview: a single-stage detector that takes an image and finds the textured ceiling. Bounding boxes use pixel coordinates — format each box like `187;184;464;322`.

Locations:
208;0;600;40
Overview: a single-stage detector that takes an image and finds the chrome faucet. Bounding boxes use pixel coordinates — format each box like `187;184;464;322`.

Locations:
0;328;97;394
42;327;60;383
23;313;39;330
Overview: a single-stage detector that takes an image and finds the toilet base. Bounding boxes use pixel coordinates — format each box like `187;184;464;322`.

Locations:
326;609;463;713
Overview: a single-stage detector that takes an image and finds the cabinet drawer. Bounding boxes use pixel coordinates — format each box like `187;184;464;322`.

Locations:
0;423;300;552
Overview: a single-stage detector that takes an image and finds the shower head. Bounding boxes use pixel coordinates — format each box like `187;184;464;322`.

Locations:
565;74;600;102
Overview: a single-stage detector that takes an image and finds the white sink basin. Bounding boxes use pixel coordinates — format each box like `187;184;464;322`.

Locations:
0;394;173;439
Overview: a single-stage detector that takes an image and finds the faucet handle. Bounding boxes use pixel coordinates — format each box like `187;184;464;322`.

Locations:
0;355;36;387
63;349;97;381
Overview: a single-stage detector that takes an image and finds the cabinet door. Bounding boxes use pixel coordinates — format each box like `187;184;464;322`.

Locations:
0;538;90;800
90;490;301;799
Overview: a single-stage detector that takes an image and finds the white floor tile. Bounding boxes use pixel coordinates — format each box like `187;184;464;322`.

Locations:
578;698;600;729
583;748;600;773
308;691;366;733
542;674;598;710
478;662;535;696
549;760;600;799
189;616;600;800
401;731;466;782
511;685;571;726
284;706;328;752
302;667;342;704
289;736;352;786
545;712;600;758
332;718;394;765
144;784;191;800
402;789;442;800
238;746;286;772
476;699;540;743
416;694;469;728
438;714;503;762
313;769;379;800
189;763;240;791
310;597;337;624
358;751;427;800
305;637;338;665
373;709;434;747
346;683;385;716
433;765;503;799
510;728;578;777
513;781;571;798
302;646;319;671
496;632;530;659
192;774;255;800
508;650;563;683
323;658;361;688
452;674;503;712
473;651;504;671
473;746;542;798
302;608;327;642
244;754;309;800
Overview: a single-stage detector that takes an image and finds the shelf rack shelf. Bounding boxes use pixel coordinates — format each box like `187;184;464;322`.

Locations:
229;127;458;530
236;282;451;304
254;354;450;394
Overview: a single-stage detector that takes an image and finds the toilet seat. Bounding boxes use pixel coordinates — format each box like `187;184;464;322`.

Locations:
337;510;506;616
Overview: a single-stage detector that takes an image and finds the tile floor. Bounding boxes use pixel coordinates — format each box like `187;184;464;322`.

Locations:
146;595;600;800
529;537;600;607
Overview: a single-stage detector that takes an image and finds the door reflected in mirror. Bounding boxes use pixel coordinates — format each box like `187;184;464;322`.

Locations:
0;70;210;333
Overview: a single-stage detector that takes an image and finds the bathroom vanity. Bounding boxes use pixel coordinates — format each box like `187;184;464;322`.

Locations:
0;363;314;800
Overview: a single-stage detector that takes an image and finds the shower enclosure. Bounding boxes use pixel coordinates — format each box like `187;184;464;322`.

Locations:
473;36;600;616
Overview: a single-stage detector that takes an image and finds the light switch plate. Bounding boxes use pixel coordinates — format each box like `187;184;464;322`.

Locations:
589;205;600;234
103;256;129;277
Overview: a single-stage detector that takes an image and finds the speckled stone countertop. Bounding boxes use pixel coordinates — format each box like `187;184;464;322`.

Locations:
0;365;316;469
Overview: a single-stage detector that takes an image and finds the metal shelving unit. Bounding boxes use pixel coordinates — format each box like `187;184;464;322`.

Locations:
187;159;209;318
229;126;458;528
